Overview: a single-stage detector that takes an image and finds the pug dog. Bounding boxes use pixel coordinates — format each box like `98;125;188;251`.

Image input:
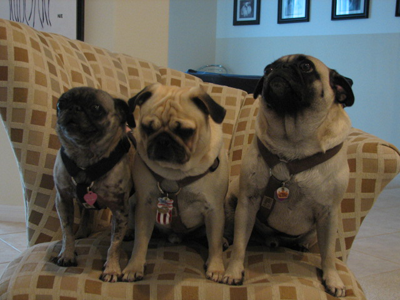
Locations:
121;83;229;283
223;55;354;297
53;87;136;282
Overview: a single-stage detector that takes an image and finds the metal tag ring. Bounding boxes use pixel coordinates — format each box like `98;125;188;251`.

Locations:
157;182;181;197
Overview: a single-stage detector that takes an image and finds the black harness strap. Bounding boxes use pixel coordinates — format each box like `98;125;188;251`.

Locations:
256;138;343;238
61;137;132;210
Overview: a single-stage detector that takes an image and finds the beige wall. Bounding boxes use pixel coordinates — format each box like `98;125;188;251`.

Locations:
85;0;170;67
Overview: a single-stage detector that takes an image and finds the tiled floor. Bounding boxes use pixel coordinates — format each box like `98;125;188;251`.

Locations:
0;175;399;299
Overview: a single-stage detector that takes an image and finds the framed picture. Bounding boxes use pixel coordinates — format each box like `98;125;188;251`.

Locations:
332;0;369;20
0;0;85;41
278;0;310;24
233;0;261;26
396;0;400;17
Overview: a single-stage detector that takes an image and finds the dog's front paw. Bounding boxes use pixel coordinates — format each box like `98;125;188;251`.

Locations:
222;261;245;285
100;272;120;283
53;251;77;267
121;263;146;282
205;258;225;282
100;263;122;283
323;269;346;297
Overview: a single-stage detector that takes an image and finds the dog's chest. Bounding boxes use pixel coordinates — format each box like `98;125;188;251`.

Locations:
264;180;314;231
153;188;208;230
69;161;131;210
177;190;209;227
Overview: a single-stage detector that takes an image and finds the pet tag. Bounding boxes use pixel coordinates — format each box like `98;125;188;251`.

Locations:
274;186;289;202
84;191;98;206
156;196;174;225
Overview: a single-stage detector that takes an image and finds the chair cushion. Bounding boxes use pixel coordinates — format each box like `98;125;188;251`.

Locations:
0;231;365;300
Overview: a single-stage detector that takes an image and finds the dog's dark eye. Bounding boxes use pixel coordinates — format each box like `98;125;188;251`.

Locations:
91;104;101;112
299;62;313;73
141;123;155;136
175;128;195;140
264;66;274;75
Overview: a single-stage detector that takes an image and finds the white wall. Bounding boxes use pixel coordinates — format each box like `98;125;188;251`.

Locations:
215;0;400;149
85;0;170;67
168;0;217;72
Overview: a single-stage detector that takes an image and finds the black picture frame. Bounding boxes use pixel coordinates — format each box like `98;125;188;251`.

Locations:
396;0;400;17
233;0;261;26
278;0;310;24
77;0;85;41
0;0;85;41
332;0;369;20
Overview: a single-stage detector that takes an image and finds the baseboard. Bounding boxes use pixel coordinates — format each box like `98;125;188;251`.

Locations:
0;205;25;223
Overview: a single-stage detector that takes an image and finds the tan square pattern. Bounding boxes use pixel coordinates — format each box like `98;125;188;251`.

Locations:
0;232;366;300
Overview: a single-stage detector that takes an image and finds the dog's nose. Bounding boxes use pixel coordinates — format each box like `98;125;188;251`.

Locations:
269;77;290;96
156;134;172;147
73;105;82;112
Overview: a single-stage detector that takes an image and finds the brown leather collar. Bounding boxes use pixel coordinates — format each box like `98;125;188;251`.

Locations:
145;157;220;193
256;138;343;176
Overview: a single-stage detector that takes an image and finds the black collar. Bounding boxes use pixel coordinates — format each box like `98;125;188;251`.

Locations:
256;138;343;176
60;137;131;209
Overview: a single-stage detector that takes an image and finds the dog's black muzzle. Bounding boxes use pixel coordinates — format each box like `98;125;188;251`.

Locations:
263;67;312;115
147;132;188;164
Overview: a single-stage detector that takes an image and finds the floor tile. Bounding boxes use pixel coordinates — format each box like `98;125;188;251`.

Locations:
347;250;400;278
0;240;21;264
0;222;26;235
0;232;28;252
351;232;400;263
358;269;400;300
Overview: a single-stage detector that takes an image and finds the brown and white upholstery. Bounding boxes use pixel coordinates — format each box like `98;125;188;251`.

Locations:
1;19;399;300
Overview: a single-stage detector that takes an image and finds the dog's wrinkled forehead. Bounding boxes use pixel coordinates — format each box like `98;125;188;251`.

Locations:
277;54;328;73
58;87;114;111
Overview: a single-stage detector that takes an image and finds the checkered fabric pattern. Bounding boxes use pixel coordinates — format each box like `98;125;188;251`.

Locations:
1;19;399;299
0;231;366;300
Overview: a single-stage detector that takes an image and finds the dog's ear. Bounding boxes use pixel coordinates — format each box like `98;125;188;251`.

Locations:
114;98;136;128
128;84;158;114
330;70;355;107
191;88;226;124
253;76;265;99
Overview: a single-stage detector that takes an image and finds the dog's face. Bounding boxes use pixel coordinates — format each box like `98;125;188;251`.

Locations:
129;83;226;168
254;54;354;116
56;87;134;147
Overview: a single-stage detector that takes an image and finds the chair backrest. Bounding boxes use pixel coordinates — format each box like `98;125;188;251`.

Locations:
0;19;248;246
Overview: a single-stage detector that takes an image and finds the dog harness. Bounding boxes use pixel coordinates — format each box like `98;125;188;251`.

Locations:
143;156;220;233
60;137;133;210
256;138;343;238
